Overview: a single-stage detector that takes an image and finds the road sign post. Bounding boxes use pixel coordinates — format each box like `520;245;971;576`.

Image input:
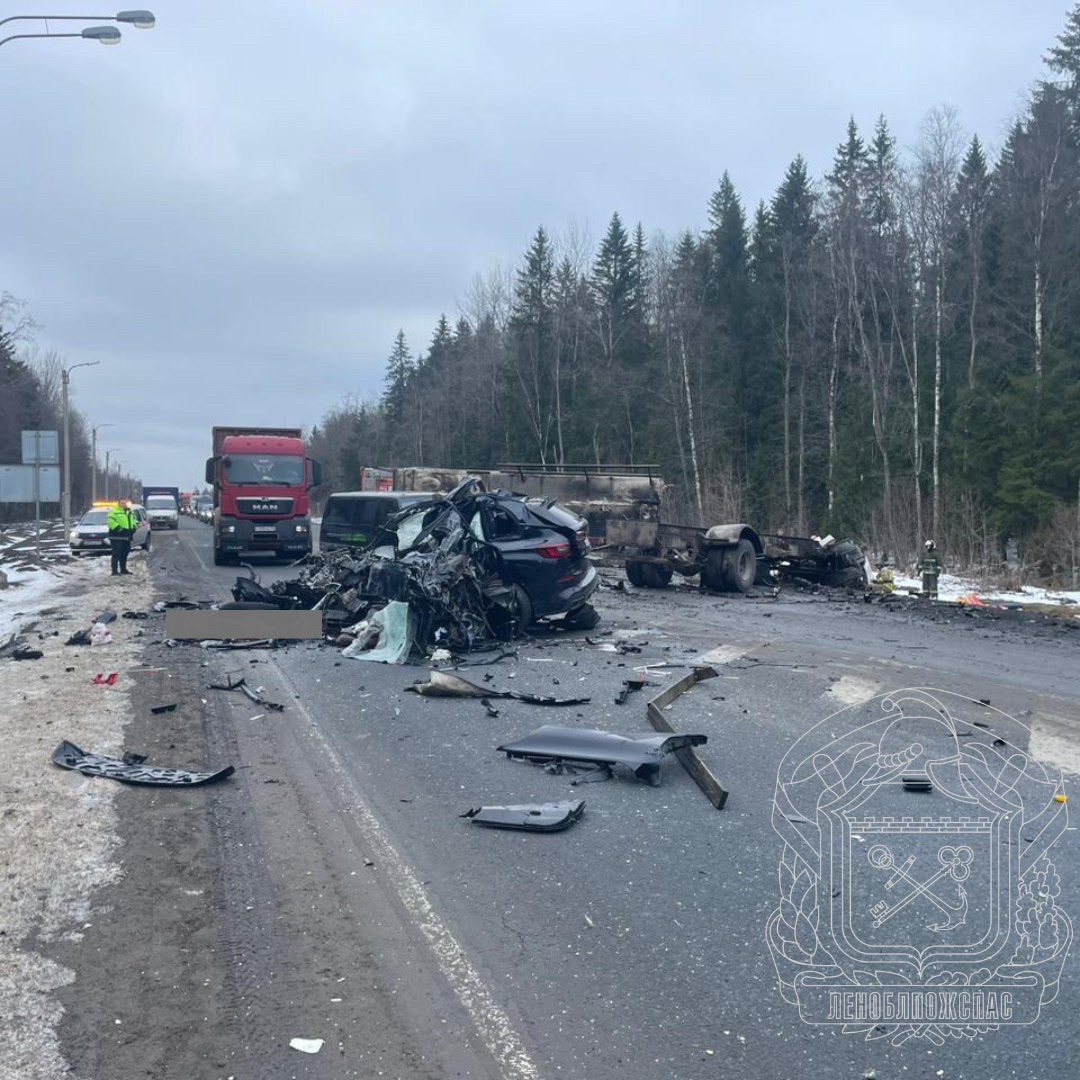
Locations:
20;431;60;560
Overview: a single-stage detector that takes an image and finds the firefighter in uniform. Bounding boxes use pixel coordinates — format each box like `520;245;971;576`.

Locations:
918;539;941;599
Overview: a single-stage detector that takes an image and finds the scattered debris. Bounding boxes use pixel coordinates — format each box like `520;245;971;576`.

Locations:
407;669;590;706
462;799;586;832
497;724;706;785
0;631;26;658
615;677;646;705
901;774;933;792
11;646;43;660
645;666;729;809
89;622;113;646
50;740;235;787
209;676;285;711
150;703;178;714
288;1038;324;1054
91;672;118;686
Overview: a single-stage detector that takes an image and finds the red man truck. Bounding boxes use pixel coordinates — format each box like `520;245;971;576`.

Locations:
204;426;322;565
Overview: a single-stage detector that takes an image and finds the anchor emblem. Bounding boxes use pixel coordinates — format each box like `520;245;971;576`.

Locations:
867;844;972;932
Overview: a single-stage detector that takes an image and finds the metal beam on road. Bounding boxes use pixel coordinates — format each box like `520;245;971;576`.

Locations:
646;665;729;810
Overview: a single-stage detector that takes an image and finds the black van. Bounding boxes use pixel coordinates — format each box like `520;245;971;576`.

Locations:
319;491;431;552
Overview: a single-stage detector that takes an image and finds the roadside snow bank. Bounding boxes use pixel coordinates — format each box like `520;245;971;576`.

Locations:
0;554;153;1080
892;571;1080;608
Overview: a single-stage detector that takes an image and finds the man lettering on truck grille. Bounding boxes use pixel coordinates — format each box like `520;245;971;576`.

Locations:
107;500;135;576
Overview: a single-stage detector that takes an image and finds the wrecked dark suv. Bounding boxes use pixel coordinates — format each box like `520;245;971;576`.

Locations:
386;480;599;630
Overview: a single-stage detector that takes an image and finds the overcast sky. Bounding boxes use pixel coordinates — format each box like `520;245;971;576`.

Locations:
1;0;1070;488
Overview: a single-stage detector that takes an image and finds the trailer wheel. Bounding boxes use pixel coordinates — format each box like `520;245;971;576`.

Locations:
641;563;672;589
626;560;646;587
701;548;727;591
722;539;757;593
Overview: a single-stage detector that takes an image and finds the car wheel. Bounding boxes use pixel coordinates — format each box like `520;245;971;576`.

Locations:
510;585;533;632
720;539;755;592
563;602;600;631
625;560;646;587
143;534;152;551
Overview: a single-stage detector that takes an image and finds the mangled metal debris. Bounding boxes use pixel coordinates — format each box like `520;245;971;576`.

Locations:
209;676;285;711
901;773;933;792
249;475;597;657
497;724;706;785
50;740;235;787
615;677;646;704
462;799;585;832
645;666;729;809
407;669;590;706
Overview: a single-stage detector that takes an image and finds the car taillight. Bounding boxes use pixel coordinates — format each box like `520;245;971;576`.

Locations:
536;543;571;559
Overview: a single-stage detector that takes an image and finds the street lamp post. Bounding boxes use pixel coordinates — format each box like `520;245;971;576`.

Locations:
0;10;155;47
104;448;121;501
61;359;99;537
91;422;114;504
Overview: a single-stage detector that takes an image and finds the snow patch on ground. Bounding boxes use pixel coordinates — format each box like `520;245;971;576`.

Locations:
827;675;882;706
1029;712;1080;778
892;571;1080;609
0;554;153;1080
0;566;63;637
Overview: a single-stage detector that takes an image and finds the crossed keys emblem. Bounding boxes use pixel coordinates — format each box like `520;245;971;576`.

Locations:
867;844;973;932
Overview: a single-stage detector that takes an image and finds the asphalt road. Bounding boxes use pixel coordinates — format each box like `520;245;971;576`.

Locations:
59;516;1080;1080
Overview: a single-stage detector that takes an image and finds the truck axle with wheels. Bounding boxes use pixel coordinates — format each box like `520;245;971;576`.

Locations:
610;520;765;594
610;520;868;594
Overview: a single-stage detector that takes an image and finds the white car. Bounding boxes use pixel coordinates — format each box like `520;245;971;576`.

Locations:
145;494;180;529
69;505;152;556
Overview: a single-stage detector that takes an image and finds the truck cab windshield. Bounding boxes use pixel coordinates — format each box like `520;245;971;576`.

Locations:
223;454;304;486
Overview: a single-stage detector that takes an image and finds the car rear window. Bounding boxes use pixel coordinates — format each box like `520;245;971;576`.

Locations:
324;497;397;531
523;499;581;529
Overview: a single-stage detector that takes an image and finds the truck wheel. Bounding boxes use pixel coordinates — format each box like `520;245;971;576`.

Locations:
701;547;727;591
641;563;672;589
626;560;646;587
213;547;230;566
722;539;756;593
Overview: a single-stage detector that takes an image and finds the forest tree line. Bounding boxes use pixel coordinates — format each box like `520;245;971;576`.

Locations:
0;294;139;524
310;7;1080;577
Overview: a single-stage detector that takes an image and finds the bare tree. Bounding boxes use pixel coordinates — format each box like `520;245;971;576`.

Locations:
914;105;964;540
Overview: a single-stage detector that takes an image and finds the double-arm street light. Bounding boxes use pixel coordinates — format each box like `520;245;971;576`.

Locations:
0;9;154;48
90;421;114;504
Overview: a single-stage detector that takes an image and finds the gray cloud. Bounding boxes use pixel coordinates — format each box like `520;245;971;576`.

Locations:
0;0;1066;483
